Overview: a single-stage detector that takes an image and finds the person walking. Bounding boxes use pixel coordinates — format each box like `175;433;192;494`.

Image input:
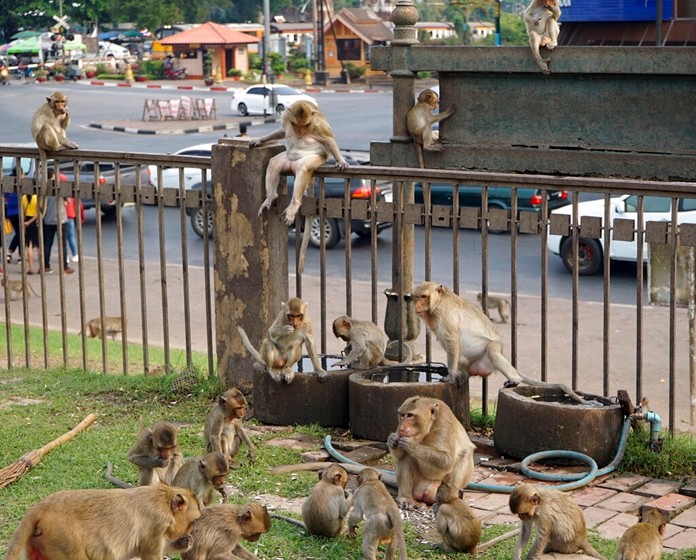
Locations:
65;197;83;262
43;191;74;275
4;167;23;264
21;192;40;274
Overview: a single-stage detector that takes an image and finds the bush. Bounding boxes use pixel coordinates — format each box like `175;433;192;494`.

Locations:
344;62;366;81
248;53;262;71
143;59;164;79
269;52;286;76
227;68;243;77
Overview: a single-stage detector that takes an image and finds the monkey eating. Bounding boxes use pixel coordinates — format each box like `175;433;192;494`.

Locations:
433;480;481;553
83;315;126;340
127;420;184;486
182;503;271;560
348;467;408;560
301;463;352;537
4;484;201;560
172;451;230;506
387;396;475;509
204;387;255;467
477;292;510;324
413;281;586;404
238;297;327;384
524;0;561;75
251;100;347;273
332;315;413;369
1;277;41;300
406;88;456;168
509;483;604;560
616;508;665;560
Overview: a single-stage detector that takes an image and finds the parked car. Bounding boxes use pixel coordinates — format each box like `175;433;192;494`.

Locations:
547;194;696;275
187;150;393;248
413;182;569;221
146;143;213;191
230;84;317;116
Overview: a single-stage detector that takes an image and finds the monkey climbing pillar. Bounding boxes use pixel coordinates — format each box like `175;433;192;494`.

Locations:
212;138;287;389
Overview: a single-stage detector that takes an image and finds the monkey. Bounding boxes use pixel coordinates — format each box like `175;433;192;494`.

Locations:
4;484;200;560
524;0;561;75
172;452;230;506
332;315;414;369
406;88;457;169
238;297;327;384
301;463;352;537
31;92;79;187
413;281;586;404
615;508;666;560
387;396;475;509
433;480;481;553
181;503;271;560
348;467;408;560
127;420;185;486
82;315;126;340
204;387;255;467
509;483;604;560
251;100;348;273
477;292;510;324
1;277;40;300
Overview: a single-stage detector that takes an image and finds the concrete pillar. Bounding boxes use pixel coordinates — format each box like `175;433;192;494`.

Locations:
212;138;287;389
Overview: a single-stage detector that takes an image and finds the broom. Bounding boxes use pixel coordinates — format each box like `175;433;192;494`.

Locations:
0;413;96;490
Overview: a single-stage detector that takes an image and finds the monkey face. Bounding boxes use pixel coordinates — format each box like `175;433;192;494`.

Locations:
212;474;228;487
158;445;175;459
287;313;304;329
244;532;263;543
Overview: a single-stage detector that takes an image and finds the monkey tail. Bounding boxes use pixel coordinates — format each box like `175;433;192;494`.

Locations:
27;283;41;297
387;508;409;560
297;216;312;274
105;462;134;489
237;327;264;365
270;513;307;531
381;343;413;367
3;508;39;560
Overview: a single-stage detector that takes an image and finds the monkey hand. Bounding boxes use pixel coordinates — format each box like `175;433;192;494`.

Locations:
349;525;358;538
155;457;170;468
280;325;295;334
387;433;400;449
314;368;328;382
249;138;263;148
218;486;228;502
247;450;255;465
170;534;193;552
334;158;348;171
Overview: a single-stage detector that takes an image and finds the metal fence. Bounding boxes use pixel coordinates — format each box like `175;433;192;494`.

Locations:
1;143;695;431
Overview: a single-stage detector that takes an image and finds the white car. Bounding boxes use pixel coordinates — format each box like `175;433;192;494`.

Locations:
230;84;317;116
147;143;213;190
547;194;696;275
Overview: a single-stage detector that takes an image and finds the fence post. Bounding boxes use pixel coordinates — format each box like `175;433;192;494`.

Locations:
212;138;287;389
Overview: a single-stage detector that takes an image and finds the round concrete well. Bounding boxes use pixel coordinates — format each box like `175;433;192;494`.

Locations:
253;356;351;428
494;386;623;468
348;364;469;442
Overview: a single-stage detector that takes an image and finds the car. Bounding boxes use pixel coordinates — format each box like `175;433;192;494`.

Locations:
547;194;696;275
187;150;393;248
413;182;569;225
230;84;317;116
146;143;213;191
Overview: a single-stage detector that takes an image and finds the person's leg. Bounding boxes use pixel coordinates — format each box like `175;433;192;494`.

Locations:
43;224;56;270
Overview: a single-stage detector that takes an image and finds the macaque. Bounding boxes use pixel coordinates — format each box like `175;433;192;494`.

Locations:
238;297;327;384
173;452;230;506
348;467;408;560
31;92;79;186
477;292;510;324
182;503;270;560
4;484;200;560
204;387;255;467
616;508;665;560
406;88;456;168
414;281;585;404
433;481;481;553
83;315;126;340
252;100;347;273
387;396;475;509
333;315;391;369
301;464;352;537
524;0;561;75
127;420;185;486
1;277;40;300
509;483;603;560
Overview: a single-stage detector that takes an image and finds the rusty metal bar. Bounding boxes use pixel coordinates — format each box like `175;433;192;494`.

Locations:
157;168;171;370
200;170;215;378
510;188;519;366
72;161;88;371
635;197;645;404
480;186;489;415
114;164;129;375
370;179;378;325
344;177;353;318
178;174;192;366
602;193;611;397
540;191;549;382
135;175;150;373
669;197;678;431
93;161;107;373
571;198;579;392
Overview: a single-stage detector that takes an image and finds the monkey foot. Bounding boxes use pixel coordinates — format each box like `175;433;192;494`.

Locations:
503;379;521;388
423;143;445;153
315;371;328;383
258;198;275;216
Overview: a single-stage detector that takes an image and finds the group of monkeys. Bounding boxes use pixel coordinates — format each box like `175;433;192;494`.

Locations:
5;389;666;560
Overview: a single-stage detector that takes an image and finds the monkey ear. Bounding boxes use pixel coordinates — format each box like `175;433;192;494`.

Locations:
46;96;52;103
239;508;252;522
531;493;541;505
172;493;188;513
198;459;207;474
317;469;324;481
333;473;343;485
341;319;351;330
458;488;465;499
218;395;227;406
436;284;445;294
430;402;440;421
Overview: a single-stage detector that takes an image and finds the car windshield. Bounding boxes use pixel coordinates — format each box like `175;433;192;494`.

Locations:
2;157;32;176
273;86;300;96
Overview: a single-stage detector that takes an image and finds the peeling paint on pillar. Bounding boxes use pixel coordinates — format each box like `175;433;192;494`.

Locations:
212;138;288;389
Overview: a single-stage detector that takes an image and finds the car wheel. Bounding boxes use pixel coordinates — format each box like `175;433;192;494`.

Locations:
560;237;603;275
190;208;214;239
275;104;285;114
309;217;339;249
237;103;248;116
101;206;117;217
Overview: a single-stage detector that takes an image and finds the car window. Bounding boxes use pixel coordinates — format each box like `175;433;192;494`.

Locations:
273;86;299;96
624;195;671;213
247;87;265;96
2;157;33;176
680;198;696;212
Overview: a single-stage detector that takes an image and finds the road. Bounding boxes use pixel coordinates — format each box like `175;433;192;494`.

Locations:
0;81;643;303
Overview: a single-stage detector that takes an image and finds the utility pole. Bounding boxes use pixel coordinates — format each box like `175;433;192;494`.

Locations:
494;0;501;46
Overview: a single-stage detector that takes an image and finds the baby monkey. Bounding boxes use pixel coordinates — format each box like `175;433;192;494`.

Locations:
433;481;481;553
616;508;665;560
1;277;40;300
477;292;510;324
301;464;352;537
83;316;126;341
509;483;603;560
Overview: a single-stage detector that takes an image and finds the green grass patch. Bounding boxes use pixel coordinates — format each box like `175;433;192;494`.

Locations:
0;368;693;559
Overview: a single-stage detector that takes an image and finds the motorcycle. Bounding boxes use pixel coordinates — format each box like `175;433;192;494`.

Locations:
163;58;187;80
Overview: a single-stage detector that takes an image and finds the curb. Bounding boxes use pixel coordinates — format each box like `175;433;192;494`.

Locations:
88;121;243;135
83;80;387;94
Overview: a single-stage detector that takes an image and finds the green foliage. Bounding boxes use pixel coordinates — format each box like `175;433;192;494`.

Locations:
416;70;433;79
227;67;243;77
142;59;164;79
269;51;286;76
248;53;263;71
478;12;528;46
203;49;214;77
344;62;366;81
287;49;310;73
